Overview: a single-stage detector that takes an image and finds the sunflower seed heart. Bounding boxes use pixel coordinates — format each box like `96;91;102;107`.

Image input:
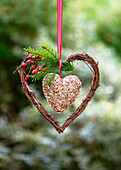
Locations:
43;73;82;114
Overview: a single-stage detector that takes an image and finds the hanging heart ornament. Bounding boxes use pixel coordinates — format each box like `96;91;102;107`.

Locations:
43;73;82;114
18;53;99;134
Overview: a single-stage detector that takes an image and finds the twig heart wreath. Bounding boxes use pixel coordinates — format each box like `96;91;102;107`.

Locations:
17;0;100;134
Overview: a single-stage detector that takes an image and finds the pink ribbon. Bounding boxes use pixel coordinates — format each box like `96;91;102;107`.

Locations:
57;0;63;78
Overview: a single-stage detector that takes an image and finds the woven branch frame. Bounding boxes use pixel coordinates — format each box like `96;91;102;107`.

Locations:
18;53;100;134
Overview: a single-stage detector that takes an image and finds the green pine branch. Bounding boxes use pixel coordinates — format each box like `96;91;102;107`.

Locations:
41;44;58;59
23;44;74;85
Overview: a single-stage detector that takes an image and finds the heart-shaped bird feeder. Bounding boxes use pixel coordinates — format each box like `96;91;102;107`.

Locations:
43;73;82;114
18;52;100;134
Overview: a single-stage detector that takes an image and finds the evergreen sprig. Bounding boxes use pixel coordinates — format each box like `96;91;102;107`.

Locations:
22;44;74;85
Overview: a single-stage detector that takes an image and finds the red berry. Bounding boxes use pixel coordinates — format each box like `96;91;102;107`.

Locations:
32;69;38;75
22;63;27;67
43;64;47;67
44;69;46;72
29;54;33;58
39;56;42;59
25;75;29;80
27;59;31;63
31;60;35;64
38;66;43;71
31;65;35;69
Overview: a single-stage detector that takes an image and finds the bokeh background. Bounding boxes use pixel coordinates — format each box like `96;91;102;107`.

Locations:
0;0;121;169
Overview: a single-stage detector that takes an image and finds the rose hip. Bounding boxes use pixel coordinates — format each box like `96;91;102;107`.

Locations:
22;63;27;67
25;75;29;80
29;54;33;58
27;59;31;63
38;66;43;71
32;69;38;75
31;61;35;64
31;65;35;69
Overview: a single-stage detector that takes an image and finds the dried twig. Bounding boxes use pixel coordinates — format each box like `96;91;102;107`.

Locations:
18;53;100;134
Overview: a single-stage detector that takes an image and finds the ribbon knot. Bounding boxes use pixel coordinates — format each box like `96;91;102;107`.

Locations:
58;58;62;70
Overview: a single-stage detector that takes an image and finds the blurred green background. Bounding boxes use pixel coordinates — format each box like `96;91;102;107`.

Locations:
0;0;121;169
